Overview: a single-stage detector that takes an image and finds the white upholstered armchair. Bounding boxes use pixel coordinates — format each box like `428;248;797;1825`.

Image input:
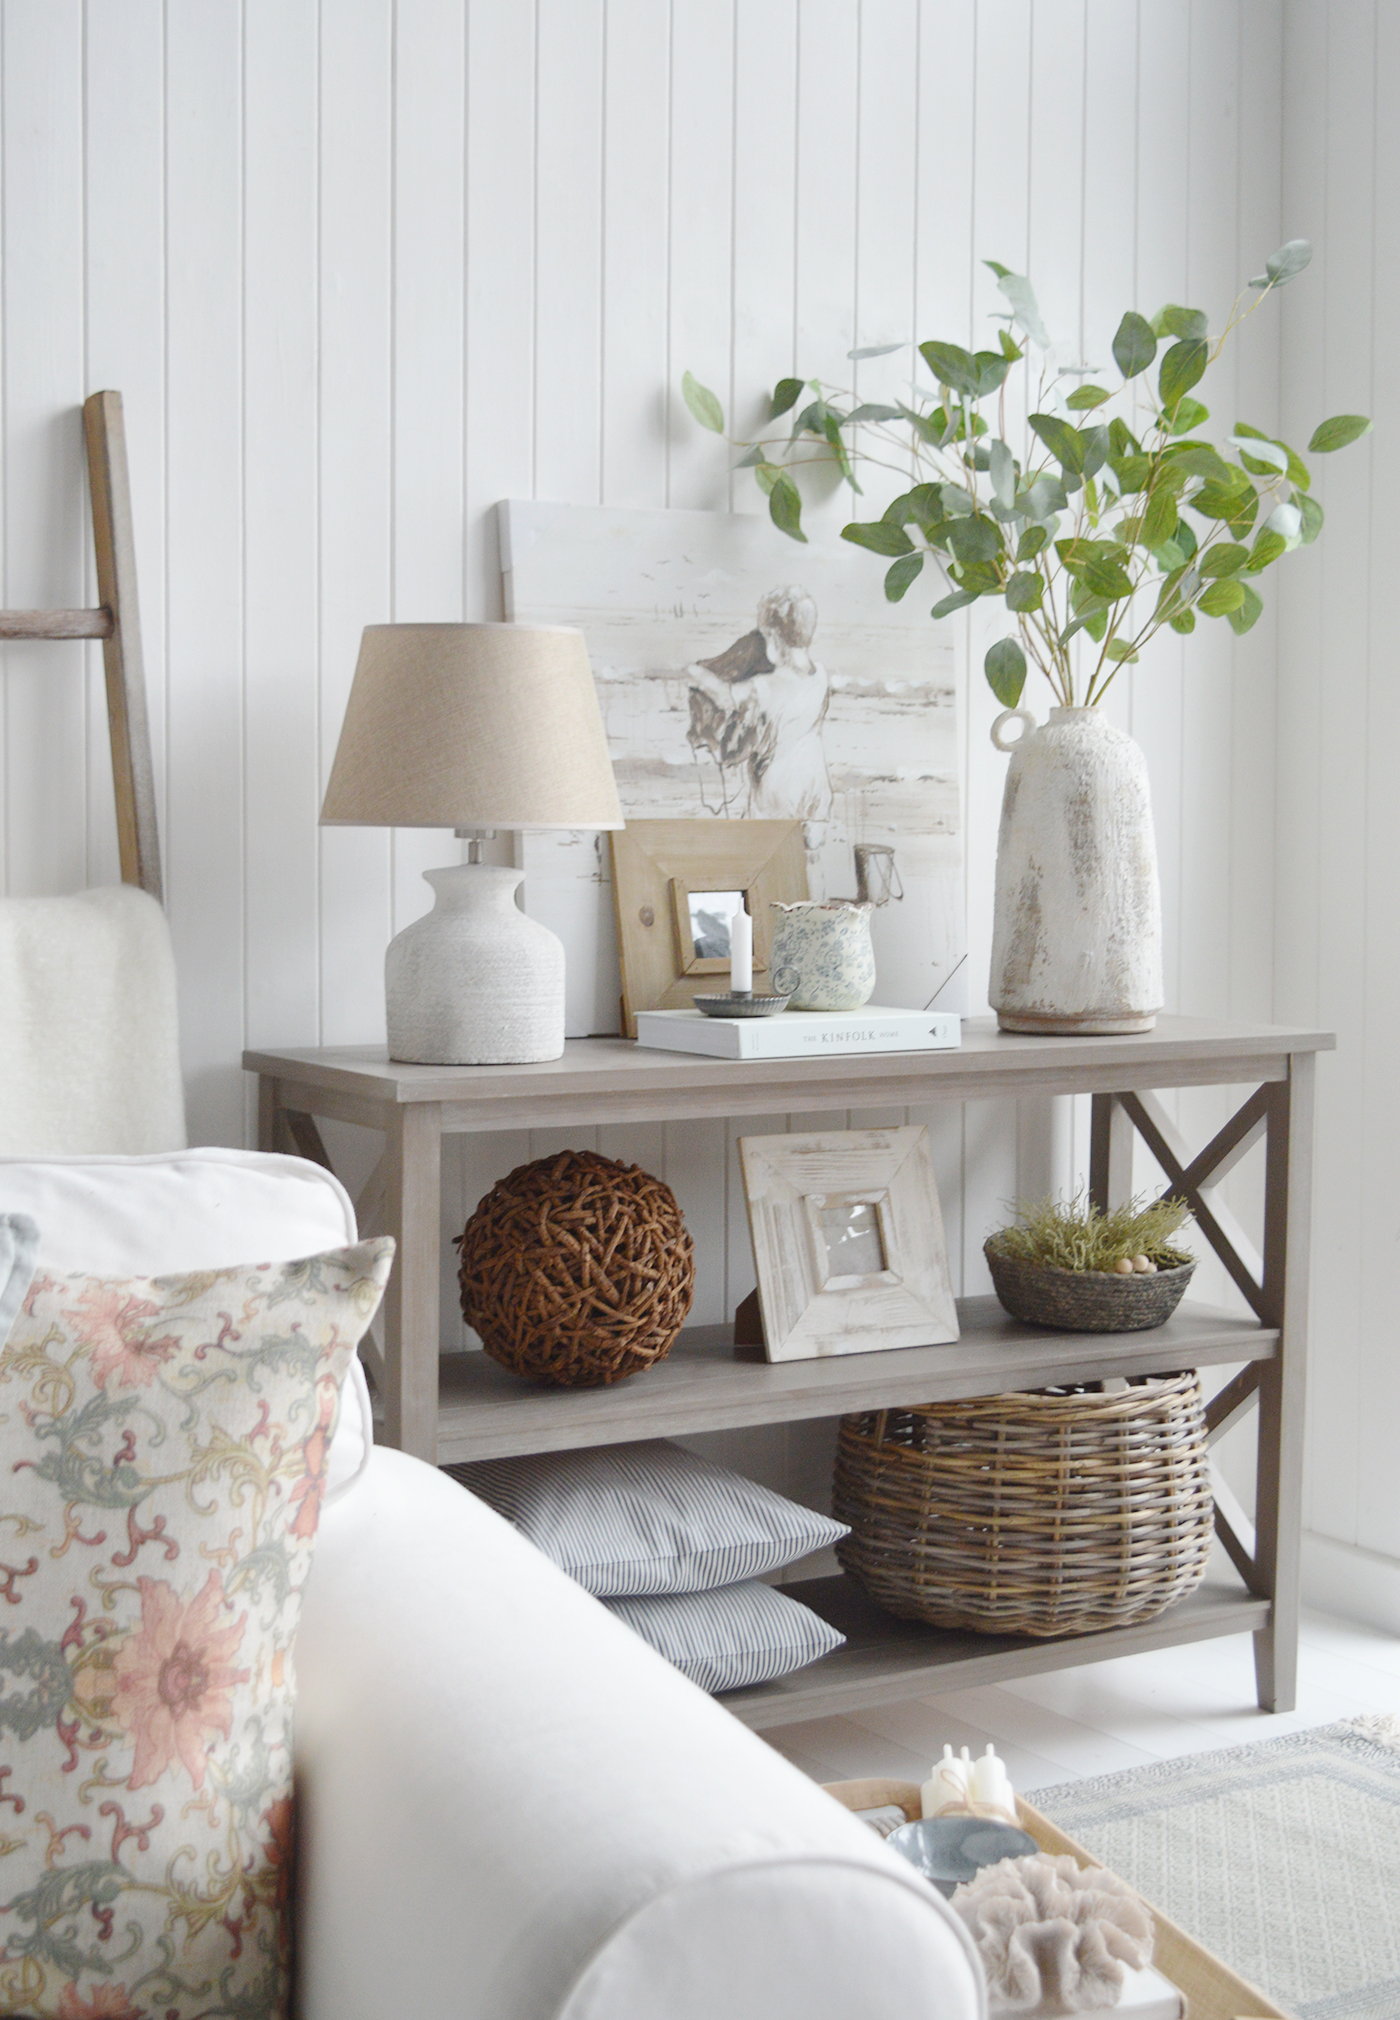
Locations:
1;1146;986;2020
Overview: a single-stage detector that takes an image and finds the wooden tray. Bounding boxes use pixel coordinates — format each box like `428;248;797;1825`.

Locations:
823;1778;1291;2020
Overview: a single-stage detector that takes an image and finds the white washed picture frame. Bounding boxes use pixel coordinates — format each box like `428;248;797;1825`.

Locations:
739;1126;959;1363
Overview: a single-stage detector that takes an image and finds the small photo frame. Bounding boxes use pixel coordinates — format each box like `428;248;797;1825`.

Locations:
610;818;808;1034
739;1126;959;1362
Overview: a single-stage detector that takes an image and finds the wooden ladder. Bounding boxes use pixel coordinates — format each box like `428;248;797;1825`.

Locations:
0;391;160;901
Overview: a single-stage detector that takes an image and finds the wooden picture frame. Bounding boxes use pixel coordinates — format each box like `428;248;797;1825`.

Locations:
739;1126;959;1362
610;818;808;1036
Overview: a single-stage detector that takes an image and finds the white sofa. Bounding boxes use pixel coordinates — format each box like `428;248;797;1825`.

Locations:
2;1147;986;2020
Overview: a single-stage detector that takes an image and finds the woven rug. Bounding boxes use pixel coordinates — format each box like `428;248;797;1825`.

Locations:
1035;1716;1400;2020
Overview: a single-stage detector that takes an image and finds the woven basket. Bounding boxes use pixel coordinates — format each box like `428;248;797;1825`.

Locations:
984;1244;1196;1332
456;1149;695;1388
833;1376;1213;1638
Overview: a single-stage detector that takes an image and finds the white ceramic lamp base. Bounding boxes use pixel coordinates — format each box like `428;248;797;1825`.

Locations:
385;863;565;1065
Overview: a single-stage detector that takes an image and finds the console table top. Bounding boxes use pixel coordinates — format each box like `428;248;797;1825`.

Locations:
245;1013;1334;1113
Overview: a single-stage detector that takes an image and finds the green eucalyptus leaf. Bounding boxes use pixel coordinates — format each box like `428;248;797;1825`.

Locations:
1154;565;1189;614
994;271;1051;348
1029;412;1086;473
770;376;805;419
769;473;807;541
1170;609;1197;634
989;438;1017;510
1298;492;1325;544
791;399;827;437
847;341;907;359
1067;385;1112;411
1154;304;1209;341
1228;431;1288;475
1141;485;1179;547
1308;413;1373;453
900;401;955;448
957;560;1004;594
941;483;976;517
753;462;781;496
1017;525;1049;562
1104;639;1140;663
947;514;1002;564
1017;473;1069;519
1192;478;1259;534
931;588;980;619
1198;576;1247;616
733;445;767;469
1228;583;1265;634
884;552;925;601
882;490;915;524
1233;419;1310;489
1110;452;1152;494
984;259;1013;280
842;518;915;557
1084;610;1109;642
1151;538;1187;572
973;351;1013;396
1112;312;1157;380
1198;541;1250;578
1083;555;1135;600
1004;570;1044;612
1175;520;1199;562
1248;238;1312;290
1081;426;1111;479
1166;397;1210;436
1162;442;1233;482
1109;417;1142;457
1158;338;1209;411
985;636;1028;707
1246;529;1287;572
682;371;725;433
822;411;862;490
920;340;982;397
997;329;1025;361
846;402;905;424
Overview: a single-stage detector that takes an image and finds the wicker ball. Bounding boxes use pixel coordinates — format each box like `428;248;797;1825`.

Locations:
833;1376;1213;1639
456;1149;695;1387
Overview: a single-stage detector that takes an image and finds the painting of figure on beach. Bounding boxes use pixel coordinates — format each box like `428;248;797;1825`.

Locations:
499;500;964;1036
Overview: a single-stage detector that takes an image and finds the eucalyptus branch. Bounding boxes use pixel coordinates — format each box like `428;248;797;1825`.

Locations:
682;239;1368;709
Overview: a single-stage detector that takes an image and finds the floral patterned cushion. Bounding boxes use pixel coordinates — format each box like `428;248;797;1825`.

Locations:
0;1239;393;2020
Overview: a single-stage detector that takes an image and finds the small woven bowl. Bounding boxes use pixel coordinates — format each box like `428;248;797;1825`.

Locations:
984;1243;1196;1332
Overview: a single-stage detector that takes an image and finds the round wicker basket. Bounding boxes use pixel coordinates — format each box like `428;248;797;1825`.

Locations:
456;1149;695;1388
984;1244;1196;1332
833;1376;1213;1638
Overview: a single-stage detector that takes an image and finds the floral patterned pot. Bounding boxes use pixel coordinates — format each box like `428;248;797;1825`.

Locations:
770;899;876;1011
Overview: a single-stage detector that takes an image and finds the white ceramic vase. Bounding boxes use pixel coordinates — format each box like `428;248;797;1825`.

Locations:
385;863;565;1064
988;706;1163;1035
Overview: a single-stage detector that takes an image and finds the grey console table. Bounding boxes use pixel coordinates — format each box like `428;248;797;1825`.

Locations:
244;1014;1331;1725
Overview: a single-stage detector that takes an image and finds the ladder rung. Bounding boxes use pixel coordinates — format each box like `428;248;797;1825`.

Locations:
0;607;114;641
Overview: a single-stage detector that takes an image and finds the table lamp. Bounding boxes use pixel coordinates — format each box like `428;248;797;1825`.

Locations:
320;622;623;1065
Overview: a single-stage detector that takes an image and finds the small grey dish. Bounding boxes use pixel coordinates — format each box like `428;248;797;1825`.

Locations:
692;992;791;1018
885;1816;1039;1898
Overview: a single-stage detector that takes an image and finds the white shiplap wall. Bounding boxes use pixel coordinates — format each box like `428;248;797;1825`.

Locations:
14;1;1379;1573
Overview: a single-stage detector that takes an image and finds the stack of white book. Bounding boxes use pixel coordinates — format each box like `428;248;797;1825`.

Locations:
633;1006;961;1061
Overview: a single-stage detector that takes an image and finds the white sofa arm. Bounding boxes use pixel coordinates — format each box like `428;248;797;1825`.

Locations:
295;1448;986;2020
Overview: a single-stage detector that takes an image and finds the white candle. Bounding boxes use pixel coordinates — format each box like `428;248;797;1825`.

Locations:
730;902;753;992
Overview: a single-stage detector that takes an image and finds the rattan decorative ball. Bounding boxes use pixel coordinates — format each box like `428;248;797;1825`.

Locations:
456;1149;695;1387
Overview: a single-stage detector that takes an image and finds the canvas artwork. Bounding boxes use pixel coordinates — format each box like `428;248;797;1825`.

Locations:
499;501;963;1036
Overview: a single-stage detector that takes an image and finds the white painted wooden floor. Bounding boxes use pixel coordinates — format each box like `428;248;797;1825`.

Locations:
761;1610;1400;1796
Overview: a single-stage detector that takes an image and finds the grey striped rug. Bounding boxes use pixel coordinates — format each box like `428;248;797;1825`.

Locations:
1035;1716;1400;2020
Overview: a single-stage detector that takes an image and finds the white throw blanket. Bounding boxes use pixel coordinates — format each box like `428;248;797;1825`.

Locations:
0;884;186;1154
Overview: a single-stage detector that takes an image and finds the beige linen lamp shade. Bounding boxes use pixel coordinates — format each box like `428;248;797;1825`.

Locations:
320;622;624;831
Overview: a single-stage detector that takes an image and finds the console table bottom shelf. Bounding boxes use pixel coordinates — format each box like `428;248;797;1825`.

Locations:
724;1571;1270;1730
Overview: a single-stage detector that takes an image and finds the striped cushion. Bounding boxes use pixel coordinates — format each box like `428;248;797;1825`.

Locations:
444;1438;848;1596
603;1581;845;1693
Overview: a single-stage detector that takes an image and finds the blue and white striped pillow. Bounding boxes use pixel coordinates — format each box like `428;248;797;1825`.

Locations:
603;1580;845;1693
445;1438;848;1596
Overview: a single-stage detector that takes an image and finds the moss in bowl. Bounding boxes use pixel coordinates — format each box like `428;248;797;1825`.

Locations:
984;1193;1195;1333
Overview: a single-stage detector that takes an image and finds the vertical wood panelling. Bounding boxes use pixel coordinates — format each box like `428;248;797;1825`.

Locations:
3;0;87;899
317;0;394;1046
12;0;1394;1591
164;4;244;1146
243;0;319;1089
83;0;166;892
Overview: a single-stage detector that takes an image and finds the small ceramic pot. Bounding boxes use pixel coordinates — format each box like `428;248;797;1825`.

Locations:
769;900;876;1011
